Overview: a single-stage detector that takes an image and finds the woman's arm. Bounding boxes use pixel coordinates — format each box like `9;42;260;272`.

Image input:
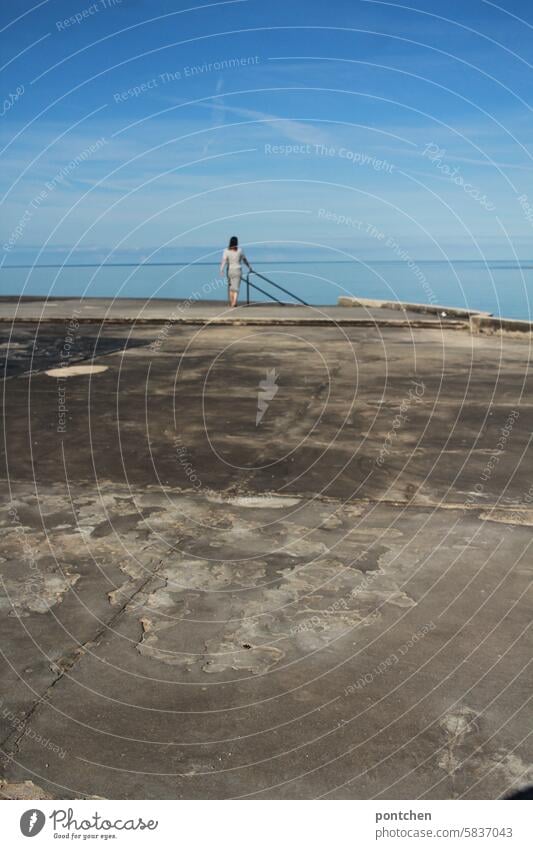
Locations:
219;251;227;274
242;252;252;271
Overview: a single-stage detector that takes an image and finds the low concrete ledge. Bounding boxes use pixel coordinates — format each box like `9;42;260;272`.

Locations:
0;315;467;329
338;295;488;320
470;314;533;335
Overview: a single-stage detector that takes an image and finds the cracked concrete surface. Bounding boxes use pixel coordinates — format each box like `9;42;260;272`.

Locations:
0;319;531;799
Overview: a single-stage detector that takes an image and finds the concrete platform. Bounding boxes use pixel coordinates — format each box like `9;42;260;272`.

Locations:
0;296;464;328
0;312;531;800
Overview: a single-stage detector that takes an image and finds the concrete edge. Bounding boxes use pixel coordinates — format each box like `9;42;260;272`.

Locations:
0;316;468;329
469;314;533;335
338;295;490;319
338;297;533;337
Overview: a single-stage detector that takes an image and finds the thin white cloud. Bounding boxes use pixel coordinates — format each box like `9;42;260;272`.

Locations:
191;98;332;147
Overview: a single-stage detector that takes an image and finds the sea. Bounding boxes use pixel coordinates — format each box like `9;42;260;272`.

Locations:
1;260;532;320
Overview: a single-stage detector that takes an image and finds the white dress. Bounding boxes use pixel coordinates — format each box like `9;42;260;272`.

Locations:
222;248;247;291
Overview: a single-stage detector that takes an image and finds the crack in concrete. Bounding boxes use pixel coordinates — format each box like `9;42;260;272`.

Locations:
1;557;165;763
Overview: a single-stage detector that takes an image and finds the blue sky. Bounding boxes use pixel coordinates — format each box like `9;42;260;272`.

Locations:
2;0;533;264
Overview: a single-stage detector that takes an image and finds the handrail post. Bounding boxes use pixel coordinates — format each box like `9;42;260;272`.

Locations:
246;272;250;305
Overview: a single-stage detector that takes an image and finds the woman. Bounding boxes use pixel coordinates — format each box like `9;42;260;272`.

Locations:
220;236;252;307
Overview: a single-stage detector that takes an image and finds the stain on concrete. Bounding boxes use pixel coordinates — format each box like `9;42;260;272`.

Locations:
436;705;533;798
207;494;301;508
0;778;54;800
479;509;533;526
2;568;80;615
439;705;479;777
44;365;109;377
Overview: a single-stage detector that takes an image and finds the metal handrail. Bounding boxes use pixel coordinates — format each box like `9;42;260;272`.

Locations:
245;276;285;305
245;270;308;306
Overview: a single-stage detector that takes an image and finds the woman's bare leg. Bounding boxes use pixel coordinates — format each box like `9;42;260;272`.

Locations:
230;289;238;307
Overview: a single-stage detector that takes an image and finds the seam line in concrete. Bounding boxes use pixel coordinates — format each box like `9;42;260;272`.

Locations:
0;558;165;762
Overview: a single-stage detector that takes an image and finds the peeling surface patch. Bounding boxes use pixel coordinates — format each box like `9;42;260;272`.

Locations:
0;778;54;800
44;365;109;377
479;508;533;526
206;493;301;508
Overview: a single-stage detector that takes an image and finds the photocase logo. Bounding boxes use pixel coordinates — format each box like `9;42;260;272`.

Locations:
256;368;279;425
20;809;46;837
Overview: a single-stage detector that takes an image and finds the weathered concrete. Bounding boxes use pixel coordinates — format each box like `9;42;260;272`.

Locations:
0;308;531;800
0;296;463;328
470;313;533;336
338;295;488;320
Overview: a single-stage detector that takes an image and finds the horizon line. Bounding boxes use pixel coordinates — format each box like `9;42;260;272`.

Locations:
2;259;532;270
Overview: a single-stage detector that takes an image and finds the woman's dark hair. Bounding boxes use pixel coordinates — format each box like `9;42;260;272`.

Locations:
228;236;238;249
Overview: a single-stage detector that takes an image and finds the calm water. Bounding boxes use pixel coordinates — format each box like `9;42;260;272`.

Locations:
1;260;532;320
